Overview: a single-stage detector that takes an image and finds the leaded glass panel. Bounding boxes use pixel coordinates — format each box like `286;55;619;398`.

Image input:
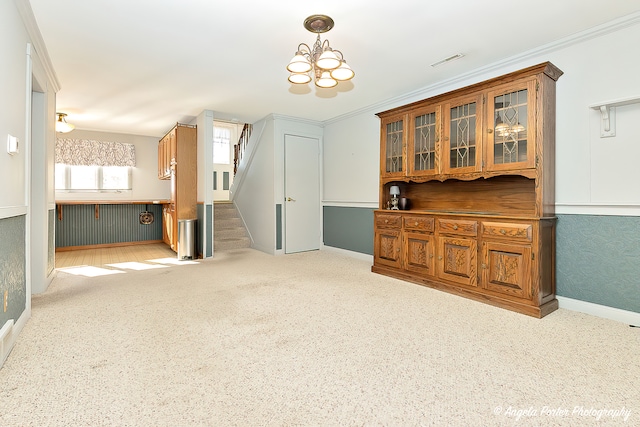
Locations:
414;112;436;171
385;120;403;173
449;102;476;169
493;89;528;165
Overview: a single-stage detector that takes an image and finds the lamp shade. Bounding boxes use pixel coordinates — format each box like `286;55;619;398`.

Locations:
315;71;338;88
287;53;312;73
316;50;341;70
330;62;355;81
288;72;312;84
56;113;75;133
390;185;400;196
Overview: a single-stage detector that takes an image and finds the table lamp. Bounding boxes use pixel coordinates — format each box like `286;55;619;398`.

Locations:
390;185;400;210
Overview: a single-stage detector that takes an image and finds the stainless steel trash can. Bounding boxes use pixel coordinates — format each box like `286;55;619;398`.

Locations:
177;219;196;260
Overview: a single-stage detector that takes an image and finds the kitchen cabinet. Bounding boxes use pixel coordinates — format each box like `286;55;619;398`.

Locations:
158;123;197;252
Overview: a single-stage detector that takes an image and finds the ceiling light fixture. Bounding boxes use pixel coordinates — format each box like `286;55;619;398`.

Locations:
286;15;355;88
55;112;75;133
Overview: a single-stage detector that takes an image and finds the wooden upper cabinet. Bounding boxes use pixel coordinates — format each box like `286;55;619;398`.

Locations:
380;113;408;179
378;62;562;183
485;79;537;171
442;93;484;175
408;104;441;176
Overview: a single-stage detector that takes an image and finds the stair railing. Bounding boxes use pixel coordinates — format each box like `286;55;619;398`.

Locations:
234;123;253;175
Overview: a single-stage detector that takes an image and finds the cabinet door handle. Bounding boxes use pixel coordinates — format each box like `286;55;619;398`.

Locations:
286;197;296;202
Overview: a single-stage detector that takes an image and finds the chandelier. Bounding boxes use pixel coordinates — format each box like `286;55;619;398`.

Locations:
286;15;355;88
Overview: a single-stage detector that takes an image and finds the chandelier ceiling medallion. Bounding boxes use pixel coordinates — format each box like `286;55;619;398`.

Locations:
286;15;355;88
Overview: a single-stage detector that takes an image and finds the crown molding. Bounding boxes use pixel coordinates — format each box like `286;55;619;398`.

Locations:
325;11;640;125
14;0;61;93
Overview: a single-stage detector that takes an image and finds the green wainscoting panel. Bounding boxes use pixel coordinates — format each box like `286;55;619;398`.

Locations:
0;215;26;327
206;204;213;257
48;209;55;275
556;214;640;313
276;204;282;251
55;204;163;248
323;206;374;255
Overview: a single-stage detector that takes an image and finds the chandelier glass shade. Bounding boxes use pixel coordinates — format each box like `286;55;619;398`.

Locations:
286;15;355;88
55;112;75;133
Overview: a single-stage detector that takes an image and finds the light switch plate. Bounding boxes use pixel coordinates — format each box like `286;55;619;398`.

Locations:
7;135;19;155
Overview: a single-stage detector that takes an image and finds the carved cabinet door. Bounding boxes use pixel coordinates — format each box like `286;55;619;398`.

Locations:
437;236;478;287
374;228;402;269
404;231;436;277
481;241;532;299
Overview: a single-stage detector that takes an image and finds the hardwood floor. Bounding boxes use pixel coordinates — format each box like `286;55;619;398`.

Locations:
55;243;177;268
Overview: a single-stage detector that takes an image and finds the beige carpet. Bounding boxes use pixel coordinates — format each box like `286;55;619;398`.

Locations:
1;248;638;426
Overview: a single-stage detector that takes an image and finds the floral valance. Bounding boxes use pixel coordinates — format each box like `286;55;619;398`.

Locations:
56;138;136;167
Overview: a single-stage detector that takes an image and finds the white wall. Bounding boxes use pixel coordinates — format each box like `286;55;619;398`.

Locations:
1;0;59;365
232;116;275;254
323;15;640;216
323;113;379;207
54;129;170;202
0;0;30;211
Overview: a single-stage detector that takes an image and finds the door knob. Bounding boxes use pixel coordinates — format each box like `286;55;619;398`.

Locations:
286;197;296;202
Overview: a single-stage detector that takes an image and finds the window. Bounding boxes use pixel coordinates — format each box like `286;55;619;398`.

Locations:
55;138;135;192
55;164;132;191
213;126;231;164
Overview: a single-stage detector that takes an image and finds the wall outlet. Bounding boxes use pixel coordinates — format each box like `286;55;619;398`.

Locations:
3;290;7;313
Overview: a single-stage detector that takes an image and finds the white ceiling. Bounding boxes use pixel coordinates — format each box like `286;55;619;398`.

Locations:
29;0;640;137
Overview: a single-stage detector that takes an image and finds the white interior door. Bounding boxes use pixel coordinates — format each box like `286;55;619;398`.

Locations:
285;135;320;253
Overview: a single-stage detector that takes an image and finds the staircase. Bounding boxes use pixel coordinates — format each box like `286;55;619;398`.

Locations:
214;202;251;251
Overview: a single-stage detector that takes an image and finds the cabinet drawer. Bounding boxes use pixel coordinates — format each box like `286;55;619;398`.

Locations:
482;222;533;242
403;216;434;232
437;218;477;236
375;213;402;228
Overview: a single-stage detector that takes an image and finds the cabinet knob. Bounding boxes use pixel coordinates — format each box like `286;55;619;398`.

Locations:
487;129;493;134
414;222;419;226
385;219;389;224
429;254;434;258
438;255;443;260
481;263;487;269
453;224;458;230
500;229;506;235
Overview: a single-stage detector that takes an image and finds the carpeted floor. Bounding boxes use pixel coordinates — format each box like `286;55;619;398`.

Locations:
1;248;638;426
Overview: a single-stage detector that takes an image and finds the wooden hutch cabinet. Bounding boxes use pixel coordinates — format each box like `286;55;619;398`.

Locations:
158;123;197;252
373;62;562;318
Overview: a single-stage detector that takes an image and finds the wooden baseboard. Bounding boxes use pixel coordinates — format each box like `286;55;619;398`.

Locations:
55;240;164;252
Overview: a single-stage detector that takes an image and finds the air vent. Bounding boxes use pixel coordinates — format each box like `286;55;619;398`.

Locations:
431;53;464;68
